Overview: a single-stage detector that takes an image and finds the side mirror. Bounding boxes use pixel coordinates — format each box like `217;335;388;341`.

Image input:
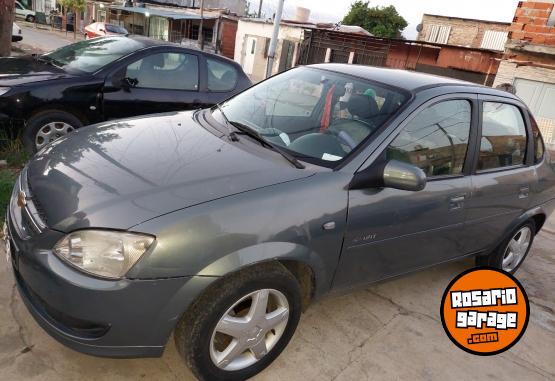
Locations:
383;160;427;192
350;159;427;192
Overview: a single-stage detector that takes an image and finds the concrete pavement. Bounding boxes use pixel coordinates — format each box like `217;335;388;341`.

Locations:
13;22;83;54
1;216;554;380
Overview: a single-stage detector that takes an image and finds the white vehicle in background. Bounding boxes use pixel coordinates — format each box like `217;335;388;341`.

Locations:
15;0;36;23
12;23;23;42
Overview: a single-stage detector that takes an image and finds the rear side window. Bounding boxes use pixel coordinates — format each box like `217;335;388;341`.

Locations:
478;102;527;171
386;100;471;177
529;113;545;164
207;58;238;91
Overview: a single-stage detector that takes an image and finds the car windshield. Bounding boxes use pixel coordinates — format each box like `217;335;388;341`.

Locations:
42;37;144;74
105;24;128;34
218;67;409;166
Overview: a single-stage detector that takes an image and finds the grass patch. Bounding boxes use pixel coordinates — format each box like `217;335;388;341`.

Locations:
0;170;17;225
0;139;26;225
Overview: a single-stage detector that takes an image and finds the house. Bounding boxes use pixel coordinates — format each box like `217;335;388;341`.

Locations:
417;14;511;51
234;7;373;82
493;0;555;145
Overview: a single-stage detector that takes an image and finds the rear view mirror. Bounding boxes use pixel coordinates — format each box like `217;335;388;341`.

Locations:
349;159;427;192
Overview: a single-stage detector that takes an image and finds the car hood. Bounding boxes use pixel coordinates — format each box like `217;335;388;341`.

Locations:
0;56;73;86
26;111;314;232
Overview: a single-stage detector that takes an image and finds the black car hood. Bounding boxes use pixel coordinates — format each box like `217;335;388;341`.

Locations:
0;56;74;86
27;111;313;232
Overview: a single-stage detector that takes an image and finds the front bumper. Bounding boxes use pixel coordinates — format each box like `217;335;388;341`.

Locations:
5;209;216;358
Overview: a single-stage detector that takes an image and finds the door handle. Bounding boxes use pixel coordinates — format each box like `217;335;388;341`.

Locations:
449;195;466;211
519;186;530;199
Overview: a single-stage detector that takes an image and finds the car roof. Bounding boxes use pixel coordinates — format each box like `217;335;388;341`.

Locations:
308;63;519;99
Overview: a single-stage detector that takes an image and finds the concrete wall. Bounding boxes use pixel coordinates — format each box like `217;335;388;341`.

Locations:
234;20;304;82
418;14;510;48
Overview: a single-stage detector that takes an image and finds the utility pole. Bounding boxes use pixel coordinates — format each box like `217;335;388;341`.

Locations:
265;0;284;78
198;0;205;50
258;0;263;18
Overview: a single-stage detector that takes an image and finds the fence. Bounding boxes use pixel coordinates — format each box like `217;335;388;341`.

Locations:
297;29;498;87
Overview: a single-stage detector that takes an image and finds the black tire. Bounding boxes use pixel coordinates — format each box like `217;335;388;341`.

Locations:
26;15;35;23
23;110;82;154
475;221;536;273
174;262;302;381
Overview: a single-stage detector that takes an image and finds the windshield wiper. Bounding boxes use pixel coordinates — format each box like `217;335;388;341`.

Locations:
215;105;305;169
36;55;62;68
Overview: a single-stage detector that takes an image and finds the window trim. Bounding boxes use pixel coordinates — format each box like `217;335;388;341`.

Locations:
124;51;200;92
473;96;533;175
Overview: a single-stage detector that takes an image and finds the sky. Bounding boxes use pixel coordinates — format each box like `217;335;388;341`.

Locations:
252;0;522;39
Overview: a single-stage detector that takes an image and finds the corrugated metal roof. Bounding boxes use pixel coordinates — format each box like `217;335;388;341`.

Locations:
480;30;508;51
109;5;216;20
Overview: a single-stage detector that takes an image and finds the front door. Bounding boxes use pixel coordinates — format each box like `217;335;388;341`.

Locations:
243;36;257;75
103;51;203;120
333;97;476;288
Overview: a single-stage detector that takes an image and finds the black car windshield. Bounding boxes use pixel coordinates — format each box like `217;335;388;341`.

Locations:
218;67;409;166
105;24;128;34
42;37;144;74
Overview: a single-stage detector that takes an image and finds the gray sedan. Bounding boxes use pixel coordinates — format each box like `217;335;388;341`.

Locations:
4;64;555;380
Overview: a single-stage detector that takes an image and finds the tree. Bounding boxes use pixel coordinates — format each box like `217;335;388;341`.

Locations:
0;0;15;57
342;1;408;39
59;0;85;39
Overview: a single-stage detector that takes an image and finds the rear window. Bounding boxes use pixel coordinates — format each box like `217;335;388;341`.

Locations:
529;112;545;164
106;24;128;34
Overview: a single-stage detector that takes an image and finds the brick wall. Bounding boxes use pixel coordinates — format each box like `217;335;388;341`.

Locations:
418;14;510;48
509;1;555;45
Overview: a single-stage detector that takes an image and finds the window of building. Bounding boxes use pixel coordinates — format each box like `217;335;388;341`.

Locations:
386;100;472;177
426;24;451;44
480;30;509;51
478;102;527;170
125;52;199;91
207;58;238;91
148;16;169;41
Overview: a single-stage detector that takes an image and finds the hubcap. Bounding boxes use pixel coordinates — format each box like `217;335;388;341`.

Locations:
209;289;289;371
502;226;532;272
35;122;75;150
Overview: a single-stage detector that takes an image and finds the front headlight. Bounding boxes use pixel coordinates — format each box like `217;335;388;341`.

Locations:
53;230;155;279
0;87;11;96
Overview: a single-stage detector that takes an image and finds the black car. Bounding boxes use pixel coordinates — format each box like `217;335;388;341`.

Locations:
0;36;251;152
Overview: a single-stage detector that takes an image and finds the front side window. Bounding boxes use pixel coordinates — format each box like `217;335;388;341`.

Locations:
207;58;238;91
125;53;199;91
478;102;527;171
219;67;408;165
42;37;145;74
386;100;471;177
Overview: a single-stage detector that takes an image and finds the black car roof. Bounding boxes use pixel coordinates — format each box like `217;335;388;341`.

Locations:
308;63;519;99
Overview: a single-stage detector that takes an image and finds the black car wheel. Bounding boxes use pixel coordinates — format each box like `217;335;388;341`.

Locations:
24;110;82;153
26;15;35;23
476;221;536;274
174;262;302;381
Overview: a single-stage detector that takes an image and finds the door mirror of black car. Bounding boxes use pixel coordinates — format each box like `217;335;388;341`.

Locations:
121;77;138;89
350;159;427;192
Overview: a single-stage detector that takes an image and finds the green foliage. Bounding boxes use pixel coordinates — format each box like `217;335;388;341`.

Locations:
0;139;28;168
58;0;86;11
342;1;408;39
0;169;16;225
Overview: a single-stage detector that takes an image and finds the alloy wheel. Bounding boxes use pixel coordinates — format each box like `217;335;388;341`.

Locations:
502;226;532;272
35;122;75;150
209;289;289;371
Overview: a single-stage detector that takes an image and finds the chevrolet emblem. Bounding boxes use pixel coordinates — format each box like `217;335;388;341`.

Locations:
17;191;27;208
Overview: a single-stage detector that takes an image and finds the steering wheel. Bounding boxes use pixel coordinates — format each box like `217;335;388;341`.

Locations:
324;128;358;150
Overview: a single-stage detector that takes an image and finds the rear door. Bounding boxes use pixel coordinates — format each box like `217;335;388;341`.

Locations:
464;95;536;254
103;49;205;119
